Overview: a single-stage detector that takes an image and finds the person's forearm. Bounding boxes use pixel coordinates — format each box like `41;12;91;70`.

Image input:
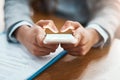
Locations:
5;0;33;43
86;28;101;46
86;24;109;47
5;0;32;29
87;0;120;41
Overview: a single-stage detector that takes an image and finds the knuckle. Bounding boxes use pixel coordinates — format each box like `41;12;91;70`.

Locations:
40;52;50;56
39;19;44;22
53;44;59;49
36;20;43;24
66;20;72;23
48;20;54;24
44;52;51;55
32;48;38;55
33;27;40;33
51;49;56;52
48;52;51;55
49;20;53;22
79;47;86;56
74;21;80;25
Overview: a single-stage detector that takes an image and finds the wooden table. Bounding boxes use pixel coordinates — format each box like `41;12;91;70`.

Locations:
32;12;120;80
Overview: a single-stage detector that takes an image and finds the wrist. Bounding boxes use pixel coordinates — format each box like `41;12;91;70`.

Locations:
87;28;101;46
14;25;31;42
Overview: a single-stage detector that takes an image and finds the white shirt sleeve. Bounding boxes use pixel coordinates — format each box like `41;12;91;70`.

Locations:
8;21;33;43
86;24;109;48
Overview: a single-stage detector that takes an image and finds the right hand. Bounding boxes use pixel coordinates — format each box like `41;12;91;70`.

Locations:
60;21;100;56
14;20;59;56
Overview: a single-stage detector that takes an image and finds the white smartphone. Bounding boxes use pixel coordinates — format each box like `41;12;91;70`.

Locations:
43;34;77;44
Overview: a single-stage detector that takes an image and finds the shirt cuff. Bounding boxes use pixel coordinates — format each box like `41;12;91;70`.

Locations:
8;21;33;43
86;24;109;48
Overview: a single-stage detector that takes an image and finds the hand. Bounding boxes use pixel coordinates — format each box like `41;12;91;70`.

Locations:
14;20;59;56
60;21;100;56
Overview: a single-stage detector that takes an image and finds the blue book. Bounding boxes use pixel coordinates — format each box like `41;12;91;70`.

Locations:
0;33;67;80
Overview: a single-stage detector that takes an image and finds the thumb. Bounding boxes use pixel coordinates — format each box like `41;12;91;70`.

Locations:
60;25;74;32
36;33;46;45
74;33;81;47
60;21;80;32
36;26;46;45
73;28;82;46
36;20;59;33
44;25;59;33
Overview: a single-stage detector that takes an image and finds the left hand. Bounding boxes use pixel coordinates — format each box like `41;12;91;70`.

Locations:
15;20;59;56
60;21;101;56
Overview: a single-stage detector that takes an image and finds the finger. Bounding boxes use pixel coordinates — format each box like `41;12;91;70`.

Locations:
68;51;82;56
62;45;81;53
29;45;49;56
36;20;59;33
73;26;89;46
32;44;55;56
35;26;46;45
60;21;81;32
67;47;80;52
68;49;87;56
42;44;58;53
44;23;58;33
36;20;49;27
39;47;54;53
61;44;74;49
34;43;58;53
73;28;82;46
35;51;51;56
32;50;50;56
44;44;59;50
60;21;74;32
75;28;89;46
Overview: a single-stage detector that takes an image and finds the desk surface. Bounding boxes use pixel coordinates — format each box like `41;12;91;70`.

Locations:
32;12;120;80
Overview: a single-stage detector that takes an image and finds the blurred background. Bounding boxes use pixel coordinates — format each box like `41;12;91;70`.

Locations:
0;0;120;39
